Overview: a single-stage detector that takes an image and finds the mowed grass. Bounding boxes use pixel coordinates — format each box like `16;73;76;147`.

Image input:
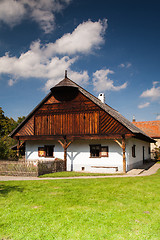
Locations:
0;170;160;240
39;171;123;178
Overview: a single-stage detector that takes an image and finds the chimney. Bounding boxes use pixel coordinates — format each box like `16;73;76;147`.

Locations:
98;93;105;103
132;115;136;122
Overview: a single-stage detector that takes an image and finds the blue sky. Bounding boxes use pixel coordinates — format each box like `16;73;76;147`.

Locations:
0;0;160;122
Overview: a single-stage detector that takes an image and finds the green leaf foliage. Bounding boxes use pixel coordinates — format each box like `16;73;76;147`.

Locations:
0;107;25;160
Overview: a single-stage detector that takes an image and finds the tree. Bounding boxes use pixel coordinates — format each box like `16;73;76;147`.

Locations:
0;107;6;137
0;107;25;160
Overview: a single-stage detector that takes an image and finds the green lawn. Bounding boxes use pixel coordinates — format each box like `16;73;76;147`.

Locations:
39;171;123;178
0;170;160;240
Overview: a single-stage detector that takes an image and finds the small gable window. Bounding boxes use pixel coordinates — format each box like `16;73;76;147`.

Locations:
38;145;54;158
132;145;136;158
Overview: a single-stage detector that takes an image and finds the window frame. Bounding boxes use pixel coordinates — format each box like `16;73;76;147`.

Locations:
100;146;109;157
90;144;101;158
38;145;55;158
90;144;109;158
38;147;46;157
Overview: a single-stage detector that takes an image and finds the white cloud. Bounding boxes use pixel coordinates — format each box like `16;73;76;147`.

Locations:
138;102;150;109
119;63;125;68
0;0;25;27
44;19;107;55
119;62;132;68
156;115;160;120
92;69;127;92
8;79;17;86
126;63;132;68
0;19;107;91
140;82;160;101
0;0;71;33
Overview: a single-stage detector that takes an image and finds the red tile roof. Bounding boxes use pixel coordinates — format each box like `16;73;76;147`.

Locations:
132;121;160;138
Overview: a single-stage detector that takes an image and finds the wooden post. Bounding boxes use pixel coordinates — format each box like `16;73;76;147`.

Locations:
58;138;72;171
122;136;126;173
17;140;20;158
114;136;126;173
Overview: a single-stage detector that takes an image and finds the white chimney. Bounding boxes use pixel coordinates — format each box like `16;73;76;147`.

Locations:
132;115;136;122
98;93;105;103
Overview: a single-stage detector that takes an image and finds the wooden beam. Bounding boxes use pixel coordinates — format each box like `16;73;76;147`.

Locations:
114;139;122;148
66;140;73;149
122;136;126;173
17;140;20;158
19;140;25;148
114;136;126;173
18;133;134;141
58;139;73;171
58;140;65;149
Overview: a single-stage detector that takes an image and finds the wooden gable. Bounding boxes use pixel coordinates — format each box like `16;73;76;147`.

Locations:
14;90;131;139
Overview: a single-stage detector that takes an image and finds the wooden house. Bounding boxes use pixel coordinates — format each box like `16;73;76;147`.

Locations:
10;72;154;173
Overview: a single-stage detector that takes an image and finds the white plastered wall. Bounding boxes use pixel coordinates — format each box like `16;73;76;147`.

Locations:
25;138;151;173
126;138;150;171
25;140;124;173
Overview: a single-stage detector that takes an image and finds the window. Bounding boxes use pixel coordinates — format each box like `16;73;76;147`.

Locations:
90;145;109;158
132;145;136;158
38;147;46;157
100;146;109;157
38;145;54;157
90;145;101;157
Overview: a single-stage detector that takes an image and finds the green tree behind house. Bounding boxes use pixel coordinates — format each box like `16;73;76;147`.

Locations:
0;107;25;160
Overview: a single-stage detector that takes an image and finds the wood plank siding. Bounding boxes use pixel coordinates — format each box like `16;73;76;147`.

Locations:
14;91;130;139
100;111;130;135
34;112;99;136
15;117;34;136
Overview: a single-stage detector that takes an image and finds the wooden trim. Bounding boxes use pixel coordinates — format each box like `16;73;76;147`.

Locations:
18;133;134;141
17;140;20;157
114;139;122;148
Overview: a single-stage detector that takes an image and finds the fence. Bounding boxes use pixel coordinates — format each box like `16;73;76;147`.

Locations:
0;159;65;177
